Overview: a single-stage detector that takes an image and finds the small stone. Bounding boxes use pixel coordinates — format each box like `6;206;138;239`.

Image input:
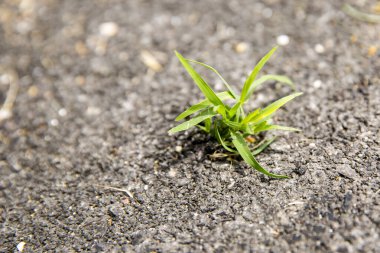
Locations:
350;34;358;43
86;106;101;116
0;109;11;121
277;35;290;46
337;164;357;179
99;22;119;37
17;242;26;252
234;42;249;53
27;85;38;97
309;143;316;148
58;108;67;117
50;119;59;126
108;204;124;218
313;79;322;88
367;46;377;57
314;44;325;54
175;145;183;153
140;50;163;72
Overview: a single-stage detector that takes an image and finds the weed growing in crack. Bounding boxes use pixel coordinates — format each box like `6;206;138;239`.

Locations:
169;46;302;178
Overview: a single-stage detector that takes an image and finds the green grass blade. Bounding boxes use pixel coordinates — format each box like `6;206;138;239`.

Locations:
187;59;238;99
223;119;241;130
215;127;237;153
252;137;276;156
175;91;236;121
254;124;301;134
250;92;303;124
230;131;288;178
176;103;209;121
175;51;224;107
168;109;216;134
240;46;278;103
228;102;242;118
241;108;261;125
246;75;295;99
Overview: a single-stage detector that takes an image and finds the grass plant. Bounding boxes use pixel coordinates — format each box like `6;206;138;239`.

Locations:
169;46;302;178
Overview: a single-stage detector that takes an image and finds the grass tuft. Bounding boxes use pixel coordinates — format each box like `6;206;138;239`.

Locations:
169;46;302;178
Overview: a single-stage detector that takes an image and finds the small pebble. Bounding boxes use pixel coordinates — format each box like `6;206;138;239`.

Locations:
17;242;26;252
99;22;119;37
58;108;67;117
50;119;59;126
27;85;39;97
234;42;249;53
367;46;377;57
86;106;101;116
140;50;163;72
277;35;289;46
350;34;358;43
313;80;322;88
314;44;325;54
175;145;183;153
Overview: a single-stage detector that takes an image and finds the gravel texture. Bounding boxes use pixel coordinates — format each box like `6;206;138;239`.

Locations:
0;0;379;252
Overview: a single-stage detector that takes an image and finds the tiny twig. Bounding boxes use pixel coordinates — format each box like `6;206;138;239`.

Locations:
343;4;380;23
93;184;134;199
0;75;18;123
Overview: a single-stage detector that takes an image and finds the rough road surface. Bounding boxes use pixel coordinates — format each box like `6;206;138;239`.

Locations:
1;0;379;252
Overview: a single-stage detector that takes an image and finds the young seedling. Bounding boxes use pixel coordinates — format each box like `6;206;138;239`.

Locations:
169;46;302;178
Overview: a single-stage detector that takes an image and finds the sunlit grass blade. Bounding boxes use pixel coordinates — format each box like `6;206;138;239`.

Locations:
240;46;278;103
230;131;288;178
187;58;238;99
176;91;236;121
249;92;303;124
175;51;224;107
168;109;216;134
215;127;237;153
223;119;241;130
254;123;301;134
176;103;209;121
228;102;242;118
246;75;295;100
241;108;261;125
252;137;276;156
204;118;212;132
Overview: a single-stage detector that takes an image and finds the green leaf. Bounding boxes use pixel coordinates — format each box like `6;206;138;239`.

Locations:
175;51;224;107
175;91;235;121
215;127;237;153
168;109;216;134
228;102;242;118
241;108;261;125
230;131;288;178
223;119;241;130
240;46;278;103
250;92;303;124
246;75;295;100
254;123;301;134
252;137;276;156
175;103;209;121
187;59;238;99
